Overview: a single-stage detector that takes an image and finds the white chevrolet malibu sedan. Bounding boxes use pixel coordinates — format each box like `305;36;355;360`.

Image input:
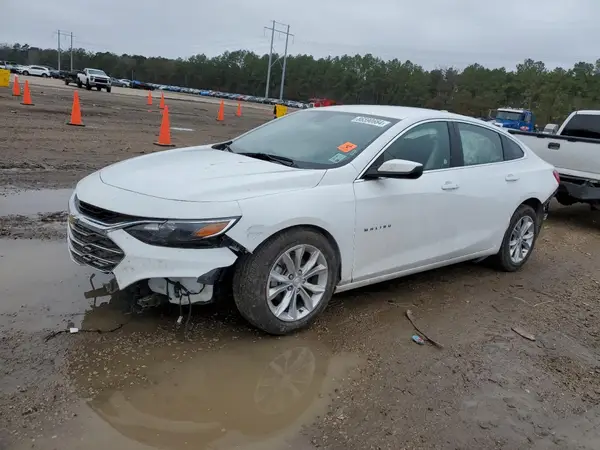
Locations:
68;105;559;334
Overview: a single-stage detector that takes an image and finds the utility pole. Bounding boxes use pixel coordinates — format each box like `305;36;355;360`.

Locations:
279;24;290;101
70;32;73;71
265;20;275;99
55;30;73;71
57;29;61;71
263;21;294;100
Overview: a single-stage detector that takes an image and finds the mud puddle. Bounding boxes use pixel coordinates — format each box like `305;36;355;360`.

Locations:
0;238;110;332
1;239;363;450
0;188;72;216
60;324;360;450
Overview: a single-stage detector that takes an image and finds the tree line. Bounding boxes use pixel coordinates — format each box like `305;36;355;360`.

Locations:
2;43;600;126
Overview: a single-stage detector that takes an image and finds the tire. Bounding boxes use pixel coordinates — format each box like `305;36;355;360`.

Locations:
42;73;48;78
489;204;539;272
86;82;92;90
64;79;69;85
77;80;82;88
106;87;111;93
232;228;339;335
23;71;29;76
96;86;101;91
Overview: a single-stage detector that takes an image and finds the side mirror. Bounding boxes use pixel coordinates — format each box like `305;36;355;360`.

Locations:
364;159;424;180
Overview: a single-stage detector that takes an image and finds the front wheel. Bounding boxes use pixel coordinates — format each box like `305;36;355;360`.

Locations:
106;87;111;93
86;82;92;90
490;204;539;272
232;229;339;335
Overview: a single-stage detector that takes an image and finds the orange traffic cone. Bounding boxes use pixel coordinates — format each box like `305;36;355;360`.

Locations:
217;100;224;121
159;92;165;109
67;91;84;126
147;90;152;106
154;106;175;147
235;102;242;117
12;75;21;96
21;80;33;106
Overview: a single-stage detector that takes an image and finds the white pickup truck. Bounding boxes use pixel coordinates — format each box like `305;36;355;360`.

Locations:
509;110;600;209
76;68;111;92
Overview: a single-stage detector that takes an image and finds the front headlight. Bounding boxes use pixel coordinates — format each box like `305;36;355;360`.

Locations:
125;218;239;248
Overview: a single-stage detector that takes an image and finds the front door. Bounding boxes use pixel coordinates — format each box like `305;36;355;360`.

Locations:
352;121;466;282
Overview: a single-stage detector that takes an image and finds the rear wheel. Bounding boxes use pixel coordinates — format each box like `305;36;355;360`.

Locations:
232;229;339;335
106;87;111;93
490;204;539;272
42;73;48;78
96;86;101;91
22;71;29;76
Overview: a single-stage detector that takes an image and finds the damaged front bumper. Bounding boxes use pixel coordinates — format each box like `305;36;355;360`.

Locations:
67;197;238;305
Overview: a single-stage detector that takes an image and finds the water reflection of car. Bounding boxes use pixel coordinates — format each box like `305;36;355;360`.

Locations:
71;295;353;450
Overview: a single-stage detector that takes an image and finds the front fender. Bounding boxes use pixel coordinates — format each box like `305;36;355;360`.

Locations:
226;186;356;284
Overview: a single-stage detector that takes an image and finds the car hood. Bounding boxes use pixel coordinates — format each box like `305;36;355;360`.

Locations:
99;145;325;202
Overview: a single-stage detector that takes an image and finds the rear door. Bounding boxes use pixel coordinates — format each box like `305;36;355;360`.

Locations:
449;121;521;253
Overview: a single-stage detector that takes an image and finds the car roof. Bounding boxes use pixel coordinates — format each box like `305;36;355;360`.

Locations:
572;110;600;115
307;104;476;122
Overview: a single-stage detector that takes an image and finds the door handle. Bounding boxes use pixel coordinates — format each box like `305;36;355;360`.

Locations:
505;174;519;182
441;181;459;191
548;142;560;150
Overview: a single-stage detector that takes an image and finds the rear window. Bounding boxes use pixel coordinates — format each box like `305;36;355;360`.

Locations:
501;135;525;160
561;114;600;139
230;110;400;169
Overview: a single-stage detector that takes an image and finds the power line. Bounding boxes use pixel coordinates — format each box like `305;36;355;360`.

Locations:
264;20;294;100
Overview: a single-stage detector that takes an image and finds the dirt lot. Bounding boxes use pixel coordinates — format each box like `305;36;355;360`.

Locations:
1;83;599;450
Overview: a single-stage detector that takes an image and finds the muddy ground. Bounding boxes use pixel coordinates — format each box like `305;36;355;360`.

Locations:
1;84;599;450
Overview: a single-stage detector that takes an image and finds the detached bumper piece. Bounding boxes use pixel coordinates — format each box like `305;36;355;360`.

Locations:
558;175;600;203
68;218;125;273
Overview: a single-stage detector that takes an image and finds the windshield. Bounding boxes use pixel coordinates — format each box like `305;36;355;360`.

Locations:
496;110;523;121
229;110;399;169
88;69;107;76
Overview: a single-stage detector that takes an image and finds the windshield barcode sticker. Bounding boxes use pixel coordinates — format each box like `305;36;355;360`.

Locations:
351;116;391;127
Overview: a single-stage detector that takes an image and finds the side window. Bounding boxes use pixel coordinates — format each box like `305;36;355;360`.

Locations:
457;123;503;166
381;122;451;171
501;135;525;161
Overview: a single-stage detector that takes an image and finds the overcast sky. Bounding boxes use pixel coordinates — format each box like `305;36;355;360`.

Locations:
2;0;598;70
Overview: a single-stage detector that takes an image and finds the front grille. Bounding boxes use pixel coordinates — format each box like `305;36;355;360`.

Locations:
76;198;146;225
68;219;124;273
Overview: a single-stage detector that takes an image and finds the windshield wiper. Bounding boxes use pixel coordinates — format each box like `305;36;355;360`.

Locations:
238;152;297;167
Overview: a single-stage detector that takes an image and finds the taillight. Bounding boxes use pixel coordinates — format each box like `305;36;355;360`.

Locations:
552;170;560;184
